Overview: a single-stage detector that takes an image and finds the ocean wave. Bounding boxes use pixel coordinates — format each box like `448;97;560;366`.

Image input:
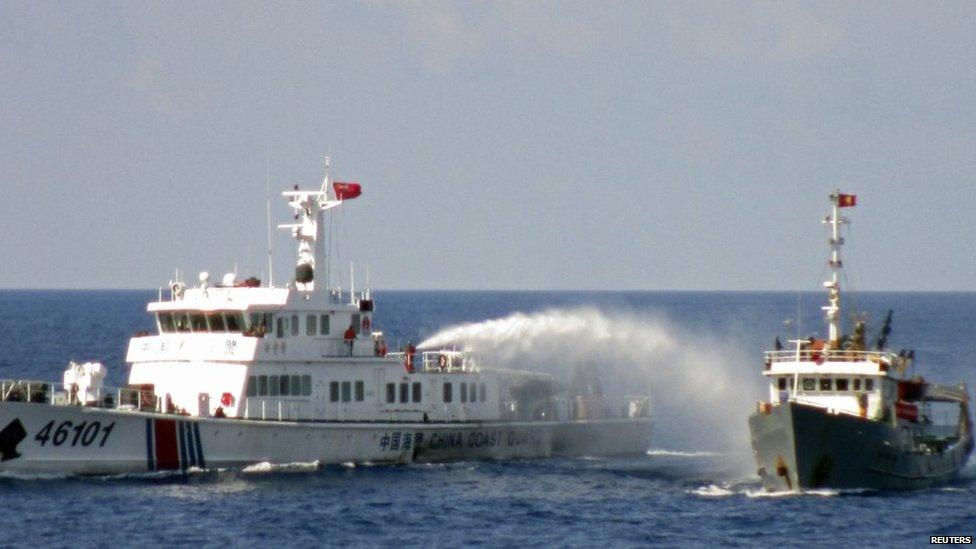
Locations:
689;484;735;497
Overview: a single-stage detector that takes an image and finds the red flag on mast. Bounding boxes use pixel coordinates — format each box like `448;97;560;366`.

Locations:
333;182;362;200
837;193;857;208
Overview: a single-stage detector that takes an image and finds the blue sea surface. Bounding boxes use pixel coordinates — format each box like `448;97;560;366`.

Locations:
0;290;974;547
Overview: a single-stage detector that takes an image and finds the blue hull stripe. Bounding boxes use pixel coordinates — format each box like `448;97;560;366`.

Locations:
145;418;155;472
193;422;205;468
183;422;196;468
177;420;188;472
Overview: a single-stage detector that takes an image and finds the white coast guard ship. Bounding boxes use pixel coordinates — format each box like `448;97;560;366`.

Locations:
0;160;651;475
748;191;973;490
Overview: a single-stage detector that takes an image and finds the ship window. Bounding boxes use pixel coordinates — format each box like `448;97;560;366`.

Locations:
777;377;787;391
306;315;317;336
412;382;422;403
246;376;256;397
443;383;453;403
291;315;299;336
276;317;284;338
320;314;330;335
207;313;226;332
158;313;175;333
386;383;395;403
355;381;364;402
836;378;849;391
279;375;290;396
351;314;361;334
802;378;815;391
302;375;312;396
460;382;468;403
788;378;794;390
470;383;477;403
341;381;351;402
258;375;268;396
190;313;208;332
479;383;486;402
269;375;279;396
853;378;862;391
399;383;409;403
290;375;301;396
175;313;191;332
865;379;875;391
330;382;339;402
819;378;832;391
226;313;244;332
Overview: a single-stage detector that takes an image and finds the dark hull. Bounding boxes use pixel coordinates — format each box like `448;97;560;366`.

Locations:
749;402;972;491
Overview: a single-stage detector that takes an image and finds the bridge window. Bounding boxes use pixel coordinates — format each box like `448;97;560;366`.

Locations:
246;376;256;397
330;382;339;402
290;375;301;396
225;313;244;332
174;313;191;332
319;314;330;335
801;378;815;391
341;381;351;402
386;383;395;403
207;313;226;332
269;375;279;396
469;383;477;403
158;313;175;333
399;383;409;403
352;314;361;334
412;382;422;403
819;378;832;391
836;378;849;391
443;383;453;403
306;315;317;336
276;317;285;338
853;379;862;391
479;383;486;402
460;382;468;403
279;375;290;396
355;381;364;401
865;379;874;391
190;313;208;332
291;315;299;336
777;377;787;391
302;375;312;396
258;375;268;396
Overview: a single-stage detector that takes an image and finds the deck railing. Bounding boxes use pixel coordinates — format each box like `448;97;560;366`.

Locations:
0;379;158;412
764;349;892;364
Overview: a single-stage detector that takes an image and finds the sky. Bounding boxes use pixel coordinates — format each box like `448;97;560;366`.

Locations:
1;1;974;291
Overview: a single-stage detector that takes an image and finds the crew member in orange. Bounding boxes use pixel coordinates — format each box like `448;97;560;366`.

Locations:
344;324;357;356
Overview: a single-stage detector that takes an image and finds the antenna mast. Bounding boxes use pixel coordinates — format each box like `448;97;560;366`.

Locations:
822;190;848;344
266;147;274;287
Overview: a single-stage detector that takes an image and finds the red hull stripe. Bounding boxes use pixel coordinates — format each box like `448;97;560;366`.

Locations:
154;419;180;470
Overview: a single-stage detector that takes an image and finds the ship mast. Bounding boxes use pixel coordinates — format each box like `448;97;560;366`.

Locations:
822;190;847;345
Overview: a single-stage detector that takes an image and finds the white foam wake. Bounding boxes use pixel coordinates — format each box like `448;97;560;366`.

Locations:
242;460;322;473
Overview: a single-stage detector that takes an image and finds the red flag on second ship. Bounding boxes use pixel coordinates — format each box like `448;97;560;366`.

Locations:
837;193;857;208
333;182;362;200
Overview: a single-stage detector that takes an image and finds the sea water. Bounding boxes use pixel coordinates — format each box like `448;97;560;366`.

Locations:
0;290;973;546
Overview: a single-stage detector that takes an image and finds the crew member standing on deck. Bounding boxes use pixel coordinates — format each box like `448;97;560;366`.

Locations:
344;324;357;356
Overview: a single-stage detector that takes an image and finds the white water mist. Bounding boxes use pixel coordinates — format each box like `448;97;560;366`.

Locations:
421;307;763;465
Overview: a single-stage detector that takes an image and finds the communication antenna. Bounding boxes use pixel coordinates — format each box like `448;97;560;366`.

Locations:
266;145;274;287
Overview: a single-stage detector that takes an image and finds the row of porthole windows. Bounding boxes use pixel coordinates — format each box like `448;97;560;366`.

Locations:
777;377;875;393
331;381;365;403
443;382;486;404
246;375;312;397
387;382;422;404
